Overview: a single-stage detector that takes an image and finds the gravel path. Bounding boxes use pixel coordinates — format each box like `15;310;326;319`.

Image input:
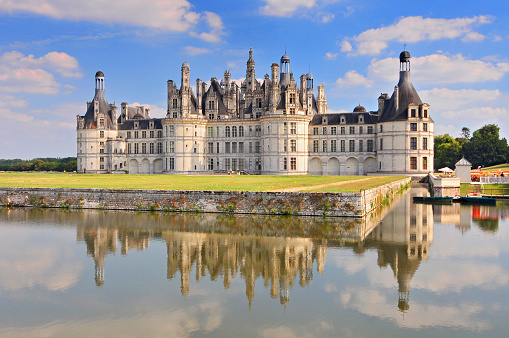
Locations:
274;177;375;193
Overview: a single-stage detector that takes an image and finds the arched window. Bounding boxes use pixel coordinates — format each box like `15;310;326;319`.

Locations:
239;126;244;137
225;126;231;137
232;126;237;137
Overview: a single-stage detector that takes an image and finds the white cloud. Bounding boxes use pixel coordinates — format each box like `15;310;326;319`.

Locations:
0;1;224;42
325;52;338;60
343;16;492;55
0;50;83;94
189;11;225;43
320;12;334;23
260;0;317;17
340;40;352;53
368;54;509;85
420;88;501;112
336;70;373;88
183;46;213;56
130;102;166;118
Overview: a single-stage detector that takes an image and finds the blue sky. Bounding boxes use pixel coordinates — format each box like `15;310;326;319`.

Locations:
0;0;508;159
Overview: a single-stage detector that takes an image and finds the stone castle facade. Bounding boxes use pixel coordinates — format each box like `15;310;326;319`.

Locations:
77;49;433;175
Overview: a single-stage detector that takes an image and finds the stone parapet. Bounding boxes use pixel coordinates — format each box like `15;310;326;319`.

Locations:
1;178;410;218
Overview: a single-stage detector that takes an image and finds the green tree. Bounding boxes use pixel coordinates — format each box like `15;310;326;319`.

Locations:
434;134;462;170
463;124;509;168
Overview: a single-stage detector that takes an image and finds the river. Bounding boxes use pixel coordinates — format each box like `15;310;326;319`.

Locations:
1;186;509;337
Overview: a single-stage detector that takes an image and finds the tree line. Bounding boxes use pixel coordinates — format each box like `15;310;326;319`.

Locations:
0;157;77;172
434;124;509;170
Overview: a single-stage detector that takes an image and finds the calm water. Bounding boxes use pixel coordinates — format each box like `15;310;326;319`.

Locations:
1;187;509;337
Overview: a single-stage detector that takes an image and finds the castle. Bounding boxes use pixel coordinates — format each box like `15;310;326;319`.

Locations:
77;49;433;175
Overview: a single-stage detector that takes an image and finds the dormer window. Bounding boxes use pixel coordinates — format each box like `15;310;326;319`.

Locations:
149;121;154;129
340;116;345;124
359;116;364;123
322;117;328;124
134;122;139;129
423;109;428;118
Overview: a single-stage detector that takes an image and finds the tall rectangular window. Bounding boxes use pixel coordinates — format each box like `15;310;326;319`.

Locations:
249;142;252;153
284;122;288;134
255;142;261;153
313;127;318;135
232;159;237;170
134;143;139;154
284;139;288;152
331;127;337;135
208;142;214;154
232;142;237;153
341;140;345;152
331;140;337;152
149;143;154;154
410;123;417;131
169;158;175;170
359;140;363;152
225;126;231;137
169;141;175;153
224;159;231;171
410;137;417;150
423;123;428;131
208;127;213;137
367;139;374;152
239;159;245;170
217;142;220;154
239;126;244;137
341;127;345;135
157;143;162;154
239;142;244;153
232;126;237;137
169;126;175;137
313;140;319;152
142;131;147;138
367;126;373;134
423;137;428;150
349;127;355;134
128;143;132;154
208;158;214;170
410;157;417;170
423;157;428;170
100;131;104;138
150;130;154;138
217;126;220;137
359;126;363;134
290;140;296;152
290;123;296;134
323;127;327;135
255;125;261;136
158;130;162;138
142;143;147;154
349;140;355;152
323;140;327;152
380;138;383;150
127;131;131;139
290;157;296;170
283;158;287;170
225;142;230;153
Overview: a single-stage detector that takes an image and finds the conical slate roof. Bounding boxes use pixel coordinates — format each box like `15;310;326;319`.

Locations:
378;70;423;123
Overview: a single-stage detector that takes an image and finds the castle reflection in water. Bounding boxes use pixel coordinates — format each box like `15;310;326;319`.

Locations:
66;186;467;311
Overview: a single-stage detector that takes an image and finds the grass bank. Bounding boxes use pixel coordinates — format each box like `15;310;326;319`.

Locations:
0;172;406;193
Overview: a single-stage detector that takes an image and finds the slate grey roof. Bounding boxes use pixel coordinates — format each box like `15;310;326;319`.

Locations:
455;157;472;166
83;90;114;129
309;112;378;126
377;71;423;123
118;118;163;130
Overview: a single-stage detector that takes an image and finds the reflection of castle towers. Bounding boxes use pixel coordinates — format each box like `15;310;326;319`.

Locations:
78;227;118;286
77;226;151;286
164;232;327;308
369;190;434;312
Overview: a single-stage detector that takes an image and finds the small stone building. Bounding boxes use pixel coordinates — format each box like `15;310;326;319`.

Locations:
455;157;472;183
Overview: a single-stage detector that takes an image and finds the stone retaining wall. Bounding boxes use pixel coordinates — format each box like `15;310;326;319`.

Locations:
0;178;410;217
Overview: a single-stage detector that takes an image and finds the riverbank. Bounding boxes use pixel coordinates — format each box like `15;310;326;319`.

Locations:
0;177;410;217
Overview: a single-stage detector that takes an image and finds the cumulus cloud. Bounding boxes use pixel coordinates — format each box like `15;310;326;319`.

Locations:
0;50;83;94
0;0;224;41
368;53;509;85
130;102;166;118
260;0;317;17
342;16;492;55
336;70;373;88
189;11;225;43
183;46;213;56
325;52;338;60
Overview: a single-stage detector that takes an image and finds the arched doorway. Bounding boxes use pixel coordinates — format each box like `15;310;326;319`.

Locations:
327;157;340;175
345;157;359;175
153;159;163;174
309;157;323;175
129;159;139;174
364;157;377;174
141;159;150;174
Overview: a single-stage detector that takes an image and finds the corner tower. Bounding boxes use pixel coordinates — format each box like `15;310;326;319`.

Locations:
376;51;433;174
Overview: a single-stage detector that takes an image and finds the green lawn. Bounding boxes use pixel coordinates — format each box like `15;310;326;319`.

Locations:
480;163;509;172
0;172;407;193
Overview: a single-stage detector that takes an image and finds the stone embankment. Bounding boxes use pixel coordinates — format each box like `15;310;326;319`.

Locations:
0;177;410;217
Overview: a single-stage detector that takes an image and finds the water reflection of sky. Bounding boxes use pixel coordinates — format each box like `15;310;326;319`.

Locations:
1;193;509;337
